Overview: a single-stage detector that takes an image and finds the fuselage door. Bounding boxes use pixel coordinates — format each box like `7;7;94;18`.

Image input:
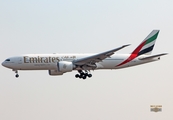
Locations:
18;57;22;64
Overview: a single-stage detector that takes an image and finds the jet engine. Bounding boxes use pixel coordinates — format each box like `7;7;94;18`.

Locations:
48;70;63;75
58;61;73;72
48;61;74;76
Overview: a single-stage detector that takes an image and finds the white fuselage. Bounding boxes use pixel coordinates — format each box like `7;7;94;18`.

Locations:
1;30;166;78
2;53;159;71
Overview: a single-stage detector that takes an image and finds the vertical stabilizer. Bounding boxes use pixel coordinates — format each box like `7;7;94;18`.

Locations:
117;30;160;67
132;30;159;56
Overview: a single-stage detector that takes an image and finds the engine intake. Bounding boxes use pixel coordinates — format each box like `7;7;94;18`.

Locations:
58;61;73;72
48;61;74;76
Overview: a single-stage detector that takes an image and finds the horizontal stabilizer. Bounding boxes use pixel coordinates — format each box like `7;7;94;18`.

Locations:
139;53;168;60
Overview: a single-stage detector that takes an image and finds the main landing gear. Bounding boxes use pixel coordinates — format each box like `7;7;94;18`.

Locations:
14;70;19;78
75;70;92;79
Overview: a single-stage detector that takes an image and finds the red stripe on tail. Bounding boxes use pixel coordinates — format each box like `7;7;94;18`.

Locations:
117;41;146;66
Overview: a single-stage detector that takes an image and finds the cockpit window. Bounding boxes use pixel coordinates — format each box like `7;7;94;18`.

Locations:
5;59;10;61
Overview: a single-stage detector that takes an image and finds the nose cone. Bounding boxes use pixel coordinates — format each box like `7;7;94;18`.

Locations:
2;61;9;68
1;61;5;67
2;61;11;68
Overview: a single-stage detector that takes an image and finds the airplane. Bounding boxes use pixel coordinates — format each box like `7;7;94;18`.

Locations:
2;30;167;79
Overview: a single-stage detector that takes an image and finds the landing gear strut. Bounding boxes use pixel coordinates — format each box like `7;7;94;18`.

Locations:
14;70;19;78
75;70;92;79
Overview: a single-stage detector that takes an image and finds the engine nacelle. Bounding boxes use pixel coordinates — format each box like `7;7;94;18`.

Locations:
48;61;73;76
48;70;63;75
58;61;73;72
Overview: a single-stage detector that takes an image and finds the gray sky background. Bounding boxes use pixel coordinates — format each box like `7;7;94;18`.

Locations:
0;0;173;120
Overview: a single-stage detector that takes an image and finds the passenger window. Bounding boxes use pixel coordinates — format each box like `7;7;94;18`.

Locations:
5;59;10;61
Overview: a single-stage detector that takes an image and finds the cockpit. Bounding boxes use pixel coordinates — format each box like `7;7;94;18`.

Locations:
5;59;10;61
2;57;16;69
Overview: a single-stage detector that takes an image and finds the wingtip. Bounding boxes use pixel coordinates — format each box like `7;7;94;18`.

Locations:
162;53;168;55
123;44;131;47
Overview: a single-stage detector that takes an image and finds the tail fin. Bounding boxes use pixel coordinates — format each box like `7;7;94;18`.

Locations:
132;30;159;56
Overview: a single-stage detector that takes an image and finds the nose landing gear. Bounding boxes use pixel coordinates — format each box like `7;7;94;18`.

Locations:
75;70;92;79
13;70;19;78
15;74;19;78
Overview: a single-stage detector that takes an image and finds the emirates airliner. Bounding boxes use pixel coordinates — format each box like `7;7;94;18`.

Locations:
2;30;167;79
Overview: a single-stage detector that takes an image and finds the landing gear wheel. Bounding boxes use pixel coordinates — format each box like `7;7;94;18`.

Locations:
82;74;87;79
15;74;19;78
85;73;88;76
13;70;19;78
75;74;79;78
88;74;92;78
79;75;82;79
75;70;92;79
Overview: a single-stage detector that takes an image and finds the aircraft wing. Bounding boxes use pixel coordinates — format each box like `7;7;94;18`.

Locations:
73;44;130;66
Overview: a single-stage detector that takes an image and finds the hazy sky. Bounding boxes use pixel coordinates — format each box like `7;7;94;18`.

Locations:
0;0;173;120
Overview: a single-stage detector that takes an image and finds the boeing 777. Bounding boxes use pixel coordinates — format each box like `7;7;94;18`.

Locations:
2;30;167;79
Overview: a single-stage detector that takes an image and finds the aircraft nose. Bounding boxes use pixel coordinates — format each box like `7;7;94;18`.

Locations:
1;62;4;66
1;61;6;67
1;61;11;68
